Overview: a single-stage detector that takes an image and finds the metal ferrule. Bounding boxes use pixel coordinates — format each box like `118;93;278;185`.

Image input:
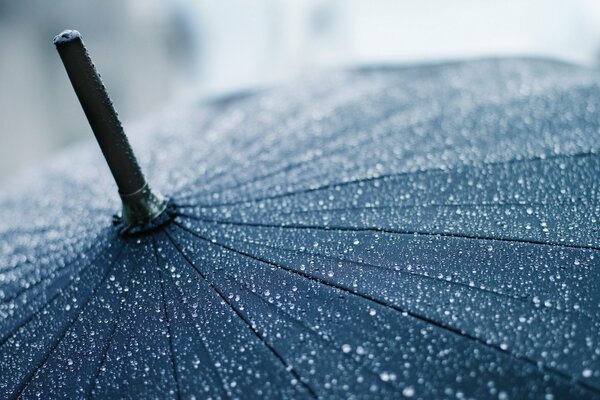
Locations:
120;184;167;226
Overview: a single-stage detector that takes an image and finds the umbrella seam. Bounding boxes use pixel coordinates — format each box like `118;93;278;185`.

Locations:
152;238;182;400
217;200;598;217
1;235;112;305
1;239;98;276
1;226;110;273
175;150;597;207
0;233;117;348
174;97;410;198
174;222;600;395
86;245;139;399
9;242;126;400
177;200;597;214
224;271;409;395
0;208;111;238
209;227;594;320
163;229;320;399
178;214;600;252
174;82;596;203
154;233;233;400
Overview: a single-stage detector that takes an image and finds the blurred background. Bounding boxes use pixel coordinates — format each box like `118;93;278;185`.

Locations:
1;0;600;185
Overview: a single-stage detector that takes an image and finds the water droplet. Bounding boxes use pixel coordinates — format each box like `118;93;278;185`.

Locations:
402;386;415;397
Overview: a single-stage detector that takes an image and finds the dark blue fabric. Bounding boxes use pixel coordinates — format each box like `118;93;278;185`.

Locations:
0;58;599;399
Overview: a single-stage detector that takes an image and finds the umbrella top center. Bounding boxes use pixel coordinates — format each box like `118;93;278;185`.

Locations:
113;198;177;236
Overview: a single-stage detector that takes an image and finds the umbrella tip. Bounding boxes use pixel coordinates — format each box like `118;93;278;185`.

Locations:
53;30;81;45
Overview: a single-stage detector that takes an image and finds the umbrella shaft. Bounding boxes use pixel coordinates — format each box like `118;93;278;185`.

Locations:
54;31;146;196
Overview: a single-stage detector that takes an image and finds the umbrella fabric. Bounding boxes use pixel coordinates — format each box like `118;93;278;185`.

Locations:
1;58;599;399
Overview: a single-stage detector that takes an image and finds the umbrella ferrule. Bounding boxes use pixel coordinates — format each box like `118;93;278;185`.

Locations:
120;183;167;227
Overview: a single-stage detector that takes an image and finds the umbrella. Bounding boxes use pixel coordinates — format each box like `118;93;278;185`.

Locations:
0;29;599;399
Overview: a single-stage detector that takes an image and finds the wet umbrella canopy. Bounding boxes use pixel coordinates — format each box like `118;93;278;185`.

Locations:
0;30;599;399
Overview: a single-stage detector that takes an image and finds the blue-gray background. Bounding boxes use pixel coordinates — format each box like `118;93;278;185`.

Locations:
0;0;599;185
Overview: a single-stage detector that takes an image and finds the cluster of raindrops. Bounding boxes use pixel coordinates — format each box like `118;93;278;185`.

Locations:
0;58;599;399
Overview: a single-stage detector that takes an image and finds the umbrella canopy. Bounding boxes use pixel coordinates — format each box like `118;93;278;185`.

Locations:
1;51;599;399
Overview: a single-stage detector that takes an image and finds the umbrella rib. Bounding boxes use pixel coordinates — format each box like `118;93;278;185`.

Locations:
169;93;295;193
185;72;550;199
177;214;600;252
151;238;182;400
175;149;597;207
175;86;583;203
1;234;112;304
1;253;87;305
1;238;93;274
206;227;591;319
0;240;120;348
205;222;517;300
163;230;320;399
0;208;111;242
0;213;109;238
225;272;407;394
1;245;90;290
245;148;599;208
174;93;406;198
177;199;594;217
1;226;108;273
0;224;75;239
9;243;126;400
175;157;313;203
86;246;138;400
155;253;233;400
174;223;600;395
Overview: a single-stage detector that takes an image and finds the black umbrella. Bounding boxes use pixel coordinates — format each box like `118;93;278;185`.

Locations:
0;30;598;399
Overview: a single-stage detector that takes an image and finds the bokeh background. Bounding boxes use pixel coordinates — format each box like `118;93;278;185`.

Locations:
1;0;599;185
